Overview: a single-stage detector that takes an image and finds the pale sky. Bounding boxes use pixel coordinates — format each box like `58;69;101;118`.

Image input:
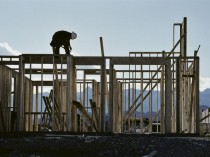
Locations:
0;0;210;90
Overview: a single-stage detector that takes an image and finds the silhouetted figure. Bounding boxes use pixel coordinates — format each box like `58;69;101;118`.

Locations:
50;30;77;55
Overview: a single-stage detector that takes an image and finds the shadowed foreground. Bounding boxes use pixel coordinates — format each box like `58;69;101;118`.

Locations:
0;133;210;157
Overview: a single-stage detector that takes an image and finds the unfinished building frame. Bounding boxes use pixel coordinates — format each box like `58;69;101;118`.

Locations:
0;17;200;134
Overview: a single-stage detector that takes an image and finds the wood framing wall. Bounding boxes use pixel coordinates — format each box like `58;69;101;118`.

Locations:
0;65;12;132
0;64;33;132
0;17;200;134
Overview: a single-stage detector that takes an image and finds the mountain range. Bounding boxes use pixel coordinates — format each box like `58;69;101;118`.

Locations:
34;88;210;113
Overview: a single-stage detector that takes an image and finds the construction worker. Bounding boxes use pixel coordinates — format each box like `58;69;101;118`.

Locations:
50;30;77;55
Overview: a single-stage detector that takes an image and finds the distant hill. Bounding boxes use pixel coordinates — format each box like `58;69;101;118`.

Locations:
34;88;210;113
200;88;210;107
200;105;209;111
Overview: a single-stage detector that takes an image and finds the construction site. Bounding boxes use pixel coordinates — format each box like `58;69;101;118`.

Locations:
0;17;210;157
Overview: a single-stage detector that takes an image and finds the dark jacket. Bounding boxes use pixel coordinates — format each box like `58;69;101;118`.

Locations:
50;30;71;47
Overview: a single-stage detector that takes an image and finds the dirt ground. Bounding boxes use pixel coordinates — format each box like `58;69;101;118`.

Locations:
0;133;210;157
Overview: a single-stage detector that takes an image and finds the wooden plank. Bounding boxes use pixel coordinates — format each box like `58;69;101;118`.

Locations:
160;65;165;134
112;69;117;132
23;55;67;64
17;55;24;131
176;59;180;133
49;90;61;120
100;58;106;132
195;58;200;133
180;17;187;57
89;99;99;130
165;61;172;133
143;109;161;134
35;86;39;131
73;101;98;131
24;69;67;74
29;81;33;131
72;65;77;131
100;37;105;57
66;55;72;131
108;61;114;132
24;79;30;131
200;113;210;122
32;81;53;86
124;79;161;123
74;57;103;65
0;61;19;65
0;102;6;132
110;57;168;65
54;63;61;130
129;51;180;55
92;80;100;129
42;96;52;121
83;69;110;75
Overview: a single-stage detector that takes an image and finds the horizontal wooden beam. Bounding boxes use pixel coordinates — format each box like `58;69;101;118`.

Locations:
110;57;169;65
32;81;54;86
24;69;67;74
84;69;110;75
0;61;19;65
129;51;180;54
0;55;198;65
32;79;97;86
74;57;103;65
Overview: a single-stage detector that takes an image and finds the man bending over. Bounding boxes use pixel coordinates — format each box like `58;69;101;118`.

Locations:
50;30;77;55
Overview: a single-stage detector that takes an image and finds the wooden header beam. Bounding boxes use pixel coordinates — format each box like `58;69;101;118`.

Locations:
110;57;169;65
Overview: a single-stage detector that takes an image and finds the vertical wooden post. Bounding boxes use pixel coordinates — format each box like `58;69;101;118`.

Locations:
109;60;113;132
149;73;152;133
165;60;172;133
52;57;55;131
176;58;180;133
24;80;29;131
195;58;200;133
29;60;33;131
100;58;106;132
160;63;165;133
181;17;187;57
128;81;131;131
82;71;86;131
6;67;12;132
113;70;117;132
40;57;44;130
0;66;12;132
140;65;144;133
60;57;64;131
54;62;61;131
35;86;38;131
72;66;77;131
92;80;96;128
17;55;24;131
99;37;107;132
117;81;122;133
66;55;73;131
100;37;105;57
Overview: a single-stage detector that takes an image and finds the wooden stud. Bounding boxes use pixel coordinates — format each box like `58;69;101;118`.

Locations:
17;55;24;131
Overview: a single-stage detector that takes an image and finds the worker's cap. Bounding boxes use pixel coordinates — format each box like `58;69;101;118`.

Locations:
71;32;77;40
